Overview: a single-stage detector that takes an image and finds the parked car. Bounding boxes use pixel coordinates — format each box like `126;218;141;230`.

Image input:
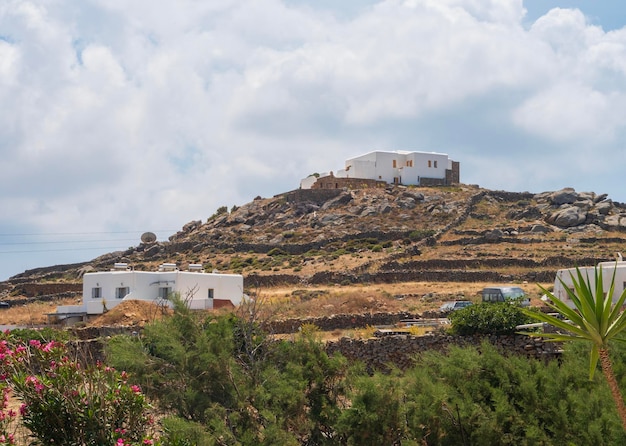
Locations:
439;300;473;312
0;301;10;309
481;286;530;307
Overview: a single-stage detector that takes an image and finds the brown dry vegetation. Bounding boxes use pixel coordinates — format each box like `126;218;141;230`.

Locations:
1;185;622;328
1;280;552;328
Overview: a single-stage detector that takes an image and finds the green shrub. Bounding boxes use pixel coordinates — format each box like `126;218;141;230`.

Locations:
161;417;213;446
208;205;228;221
448;303;534;335
267;247;288;256
409;229;435;241
332;249;348;258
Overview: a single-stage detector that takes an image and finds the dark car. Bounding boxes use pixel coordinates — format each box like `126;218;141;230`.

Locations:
0;301;10;309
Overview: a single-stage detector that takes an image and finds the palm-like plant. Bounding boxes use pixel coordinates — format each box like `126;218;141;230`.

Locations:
521;264;626;430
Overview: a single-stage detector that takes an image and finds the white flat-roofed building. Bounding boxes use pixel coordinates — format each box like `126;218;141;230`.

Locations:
55;263;245;317
300;150;459;189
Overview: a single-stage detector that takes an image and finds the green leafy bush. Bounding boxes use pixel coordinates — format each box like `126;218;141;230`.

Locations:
107;299;352;445
102;300;626;445
448;303;534;335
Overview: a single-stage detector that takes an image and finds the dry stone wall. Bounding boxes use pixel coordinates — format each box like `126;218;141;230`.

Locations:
264;311;424;334
326;334;561;373
15;282;82;297
69;326;560;373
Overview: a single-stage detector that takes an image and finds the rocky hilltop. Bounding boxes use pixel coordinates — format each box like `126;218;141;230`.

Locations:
3;184;626;303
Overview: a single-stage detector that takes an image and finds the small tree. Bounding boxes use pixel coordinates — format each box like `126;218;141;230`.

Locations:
521;265;626;430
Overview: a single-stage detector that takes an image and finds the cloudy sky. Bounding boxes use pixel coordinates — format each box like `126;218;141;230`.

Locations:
1;0;626;280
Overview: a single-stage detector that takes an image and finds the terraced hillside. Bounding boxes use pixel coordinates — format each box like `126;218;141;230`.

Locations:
2;183;626;322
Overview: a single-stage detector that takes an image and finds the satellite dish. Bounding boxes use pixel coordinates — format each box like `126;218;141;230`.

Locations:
141;232;157;244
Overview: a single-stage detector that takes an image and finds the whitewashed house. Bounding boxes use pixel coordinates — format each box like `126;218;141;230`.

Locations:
55;263;245;319
300;150;460;189
548;255;626;309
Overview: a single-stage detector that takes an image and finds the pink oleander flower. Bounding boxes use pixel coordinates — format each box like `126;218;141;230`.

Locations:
0;433;15;444
42;341;56;353
24;376;45;394
130;385;141;394
24;376;37;385
19;404;27;416
143;439;154;445
28;340;41;348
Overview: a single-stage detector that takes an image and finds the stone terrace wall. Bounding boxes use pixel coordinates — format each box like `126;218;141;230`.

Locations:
244;268;557;287
69;327;559;373
15;282;82;298
326;334;561;373
264;311;425;334
311;177;387;190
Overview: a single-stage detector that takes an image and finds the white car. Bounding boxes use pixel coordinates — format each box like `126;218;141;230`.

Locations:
439;300;473;312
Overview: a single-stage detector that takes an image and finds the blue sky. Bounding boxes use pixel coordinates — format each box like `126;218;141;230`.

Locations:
1;0;626;281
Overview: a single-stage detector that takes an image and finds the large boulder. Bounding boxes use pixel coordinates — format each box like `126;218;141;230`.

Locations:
321;192;353;210
545;206;587;228
549;188;579;205
596;200;613;215
604;214;626;230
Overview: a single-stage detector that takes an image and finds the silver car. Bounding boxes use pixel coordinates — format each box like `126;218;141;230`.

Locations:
439;300;473;312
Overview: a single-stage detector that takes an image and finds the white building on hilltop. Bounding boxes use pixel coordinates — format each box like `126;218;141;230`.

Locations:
300;150;460;189
55;263;245;319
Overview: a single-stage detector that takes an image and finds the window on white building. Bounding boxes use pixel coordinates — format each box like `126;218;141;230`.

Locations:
158;287;172;300
208;288;214;299
392;159;397;168
434;160;438;168
428;160;432;168
92;287;101;299
116;287;129;299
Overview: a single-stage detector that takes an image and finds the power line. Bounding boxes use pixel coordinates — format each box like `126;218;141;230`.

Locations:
0;230;176;237
0;246;134;254
0;238;141;246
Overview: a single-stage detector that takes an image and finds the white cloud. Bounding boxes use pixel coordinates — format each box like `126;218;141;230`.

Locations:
2;0;626;279
513;83;624;143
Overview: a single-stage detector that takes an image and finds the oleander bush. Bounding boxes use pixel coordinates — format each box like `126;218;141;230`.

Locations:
0;333;156;445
